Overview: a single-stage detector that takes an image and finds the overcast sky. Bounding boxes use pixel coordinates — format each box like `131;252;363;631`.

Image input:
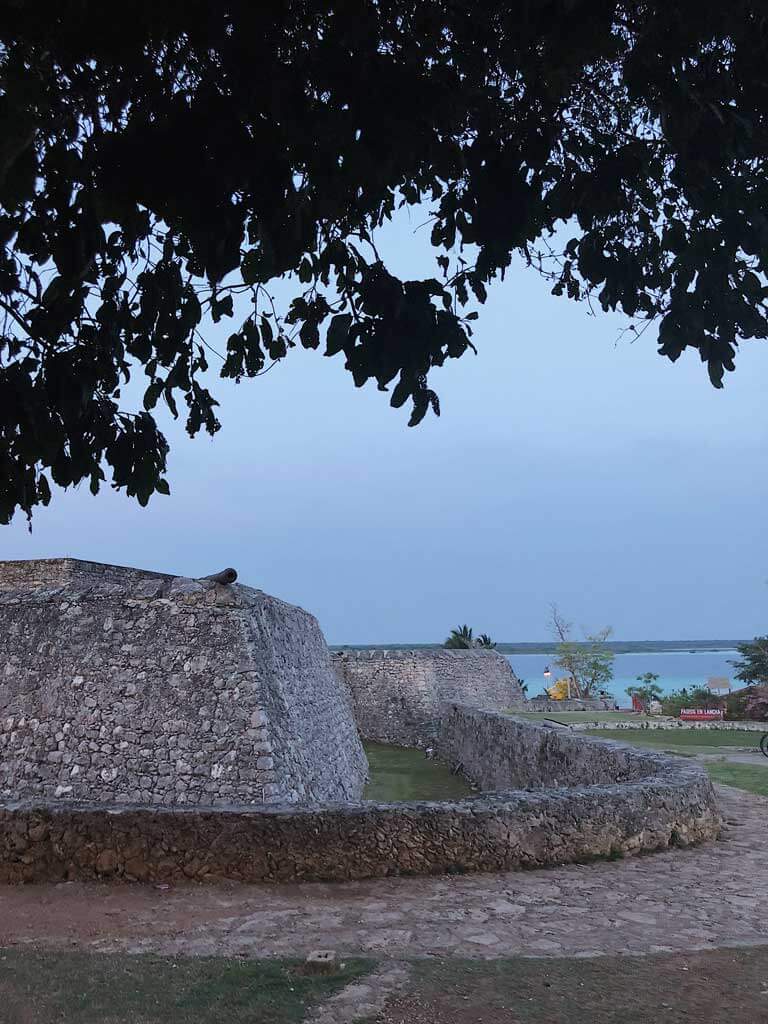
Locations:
3;212;767;643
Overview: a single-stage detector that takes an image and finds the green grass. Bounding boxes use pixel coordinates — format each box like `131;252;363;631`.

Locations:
0;951;374;1024
363;742;472;802
585;728;761;752
5;947;768;1024
706;762;768;797
511;711;652;723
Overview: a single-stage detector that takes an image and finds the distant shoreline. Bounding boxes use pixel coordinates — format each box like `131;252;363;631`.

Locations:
330;641;741;655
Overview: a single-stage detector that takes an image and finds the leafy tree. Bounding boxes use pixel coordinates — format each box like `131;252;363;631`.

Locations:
637;671;661;688
579;630;616;696
3;2;768;522
732;637;768;685
444;625;497;649
659;689;687;717
626;672;663;706
549;607;583;692
444;625;474;650
661;685;723;717
745;687;768;721
725;687;755;721
550;606;615;698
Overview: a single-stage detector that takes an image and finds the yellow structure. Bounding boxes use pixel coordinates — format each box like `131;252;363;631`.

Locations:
546;678;573;701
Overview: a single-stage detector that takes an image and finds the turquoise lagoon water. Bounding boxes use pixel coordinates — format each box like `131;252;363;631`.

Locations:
505;650;740;705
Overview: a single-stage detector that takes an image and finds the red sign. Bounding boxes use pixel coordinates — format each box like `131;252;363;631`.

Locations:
679;708;724;721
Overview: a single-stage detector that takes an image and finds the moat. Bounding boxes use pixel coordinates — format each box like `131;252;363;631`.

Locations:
362;742;473;802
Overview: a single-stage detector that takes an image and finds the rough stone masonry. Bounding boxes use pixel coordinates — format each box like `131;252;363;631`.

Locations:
333;647;525;746
0;707;720;883
0;558;722;886
0;558;367;806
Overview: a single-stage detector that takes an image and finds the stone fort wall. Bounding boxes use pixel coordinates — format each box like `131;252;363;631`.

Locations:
0;559;366;807
0;708;720;883
0;561;721;885
436;706;663;790
332;648;524;746
523;696;616;713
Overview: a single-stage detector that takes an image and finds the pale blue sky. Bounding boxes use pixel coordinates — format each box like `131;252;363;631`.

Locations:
3;213;767;643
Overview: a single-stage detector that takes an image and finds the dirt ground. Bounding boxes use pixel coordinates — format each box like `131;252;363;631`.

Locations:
1;947;766;1024
375;947;768;1024
2;785;767;1022
1;786;766;961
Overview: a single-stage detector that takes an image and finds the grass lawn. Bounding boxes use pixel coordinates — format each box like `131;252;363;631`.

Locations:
706;762;768;797
511;711;650;723
376;947;768;1024
584;729;768;796
5;948;768;1024
363;742;472;802
0;951;374;1024
585;727;761;752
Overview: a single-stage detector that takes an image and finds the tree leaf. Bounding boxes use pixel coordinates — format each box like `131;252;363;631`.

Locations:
325;313;352;356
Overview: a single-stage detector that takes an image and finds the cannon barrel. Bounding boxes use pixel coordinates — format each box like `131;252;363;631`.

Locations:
202;567;238;585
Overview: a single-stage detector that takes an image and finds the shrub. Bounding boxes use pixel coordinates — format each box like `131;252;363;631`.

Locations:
745;687;768;721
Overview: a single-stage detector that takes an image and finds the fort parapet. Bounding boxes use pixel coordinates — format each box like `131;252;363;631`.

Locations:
0;560;721;885
332;647;524;745
0;558;367;806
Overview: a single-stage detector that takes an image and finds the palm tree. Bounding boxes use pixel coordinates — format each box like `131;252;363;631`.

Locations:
476;633;496;649
444;625;474;649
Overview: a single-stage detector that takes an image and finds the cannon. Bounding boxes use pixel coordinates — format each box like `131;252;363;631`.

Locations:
201;567;238;585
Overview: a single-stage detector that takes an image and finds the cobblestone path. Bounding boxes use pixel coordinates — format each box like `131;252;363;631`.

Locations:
1;786;766;960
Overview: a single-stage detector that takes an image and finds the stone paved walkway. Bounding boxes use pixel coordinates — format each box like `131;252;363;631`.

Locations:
1;786;766;960
696;750;768;767
306;962;411;1023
